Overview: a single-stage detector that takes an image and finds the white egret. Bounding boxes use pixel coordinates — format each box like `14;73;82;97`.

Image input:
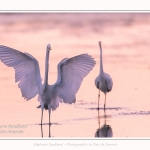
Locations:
0;44;96;126
95;41;113;109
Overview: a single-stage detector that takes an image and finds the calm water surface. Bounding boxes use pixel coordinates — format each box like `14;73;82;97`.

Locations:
0;13;150;137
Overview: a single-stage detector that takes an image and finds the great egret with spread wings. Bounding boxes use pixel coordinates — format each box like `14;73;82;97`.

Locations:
95;41;113;110
0;44;96;126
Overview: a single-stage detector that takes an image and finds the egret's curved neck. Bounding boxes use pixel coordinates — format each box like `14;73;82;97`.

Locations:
44;50;50;87
99;44;103;74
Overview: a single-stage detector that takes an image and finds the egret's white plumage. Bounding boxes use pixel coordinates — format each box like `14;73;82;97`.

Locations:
95;41;113;109
0;44;96;126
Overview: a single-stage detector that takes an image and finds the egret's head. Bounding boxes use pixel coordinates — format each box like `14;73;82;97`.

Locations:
47;44;52;51
98;41;102;45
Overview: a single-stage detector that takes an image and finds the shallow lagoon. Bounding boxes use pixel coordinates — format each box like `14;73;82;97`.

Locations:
0;13;150;137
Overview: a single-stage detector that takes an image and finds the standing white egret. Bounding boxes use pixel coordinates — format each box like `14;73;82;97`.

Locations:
95;41;113;109
0;44;96;126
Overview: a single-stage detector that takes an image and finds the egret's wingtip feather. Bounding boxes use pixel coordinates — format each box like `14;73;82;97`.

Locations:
52;52;96;105
0;45;42;100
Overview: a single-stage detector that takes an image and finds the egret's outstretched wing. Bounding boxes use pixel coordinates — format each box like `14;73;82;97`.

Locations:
51;54;96;104
0;45;42;100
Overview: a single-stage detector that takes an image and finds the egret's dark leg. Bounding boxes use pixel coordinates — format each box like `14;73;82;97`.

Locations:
48;106;51;125
41;124;43;138
103;109;107;137
48;105;51;138
49;124;51;138
104;94;106;110
49;113;51;138
41;110;43;125
98;90;100;109
98;109;100;129
49;111;51;125
41;108;44;138
41;108;44;125
104;108;106;125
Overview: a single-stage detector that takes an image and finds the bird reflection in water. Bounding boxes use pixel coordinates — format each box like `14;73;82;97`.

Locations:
95;109;113;137
40;123;51;138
